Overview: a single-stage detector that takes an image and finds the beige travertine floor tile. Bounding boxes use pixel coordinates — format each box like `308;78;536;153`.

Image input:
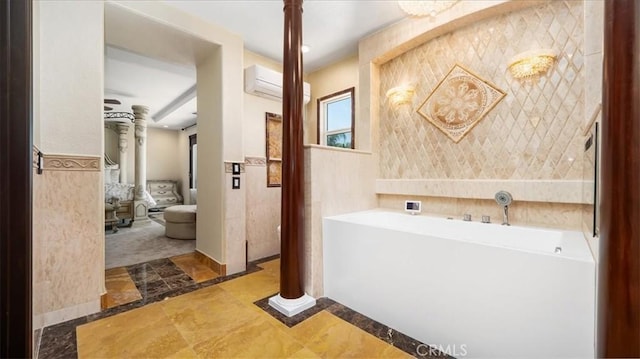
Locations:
258;258;280;278
288;346;323;358
381;344;418;358
161;285;263;346
76;304;189;358
191;319;304;358
217;271;279;303
165;346;199;359
79;260;415;359
170;252;219;283
290;311;393;358
103;267;142;308
244;301;293;332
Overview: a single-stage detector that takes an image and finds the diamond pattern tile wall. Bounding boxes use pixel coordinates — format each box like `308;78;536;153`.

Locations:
379;0;584;180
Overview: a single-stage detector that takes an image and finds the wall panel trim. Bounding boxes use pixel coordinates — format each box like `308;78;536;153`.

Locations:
376;179;585;204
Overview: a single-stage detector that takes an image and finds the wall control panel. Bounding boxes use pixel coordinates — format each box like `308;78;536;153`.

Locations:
404;200;422;215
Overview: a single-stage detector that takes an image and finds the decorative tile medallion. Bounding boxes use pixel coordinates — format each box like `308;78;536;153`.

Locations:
417;64;506;143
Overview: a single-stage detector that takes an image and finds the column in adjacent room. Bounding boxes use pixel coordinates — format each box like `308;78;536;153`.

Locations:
132;105;150;224
116;123;129;184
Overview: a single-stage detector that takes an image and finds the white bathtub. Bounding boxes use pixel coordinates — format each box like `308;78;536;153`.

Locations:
323;210;595;358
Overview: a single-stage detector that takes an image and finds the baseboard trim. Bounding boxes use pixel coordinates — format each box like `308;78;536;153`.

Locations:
195;250;227;276
42;299;101;327
100;292;109;310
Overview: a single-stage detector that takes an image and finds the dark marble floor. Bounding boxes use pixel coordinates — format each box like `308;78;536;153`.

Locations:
39;254;448;359
254;296;450;358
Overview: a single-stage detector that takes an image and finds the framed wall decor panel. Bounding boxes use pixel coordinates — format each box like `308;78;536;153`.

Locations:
265;112;282;187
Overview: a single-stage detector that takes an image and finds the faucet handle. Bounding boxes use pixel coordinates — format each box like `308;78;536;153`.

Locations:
481;215;490;223
463;213;472;221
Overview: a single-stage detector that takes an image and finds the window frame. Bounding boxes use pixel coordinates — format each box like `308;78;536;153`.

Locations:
316;87;355;149
189;134;197;188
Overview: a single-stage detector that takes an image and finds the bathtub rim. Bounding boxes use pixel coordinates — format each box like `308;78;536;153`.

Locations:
323;208;595;263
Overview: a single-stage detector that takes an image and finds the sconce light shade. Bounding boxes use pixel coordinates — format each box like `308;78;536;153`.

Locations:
507;49;556;79
398;0;459;17
386;85;415;107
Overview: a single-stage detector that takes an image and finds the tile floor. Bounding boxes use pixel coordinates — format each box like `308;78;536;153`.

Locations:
104;252;219;309
78;258;415;358
41;254;444;358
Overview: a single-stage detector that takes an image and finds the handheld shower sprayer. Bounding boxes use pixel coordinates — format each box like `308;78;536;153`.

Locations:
495;191;513;226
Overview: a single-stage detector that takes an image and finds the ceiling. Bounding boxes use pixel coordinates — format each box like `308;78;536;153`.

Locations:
104;1;409;130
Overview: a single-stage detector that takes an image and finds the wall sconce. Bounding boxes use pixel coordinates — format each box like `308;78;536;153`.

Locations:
507;49;556;79
386;85;415;107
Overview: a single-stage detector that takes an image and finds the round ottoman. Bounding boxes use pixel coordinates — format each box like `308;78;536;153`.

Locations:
164;205;196;240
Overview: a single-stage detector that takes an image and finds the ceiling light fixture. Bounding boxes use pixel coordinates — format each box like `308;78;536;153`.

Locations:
398;0;460;17
507;49;556;79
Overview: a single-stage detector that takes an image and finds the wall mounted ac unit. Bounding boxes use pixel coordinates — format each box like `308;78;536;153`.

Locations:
244;64;311;104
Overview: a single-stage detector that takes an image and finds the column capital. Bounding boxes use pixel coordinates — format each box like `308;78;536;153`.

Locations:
116;123;129;135
132;105;149;118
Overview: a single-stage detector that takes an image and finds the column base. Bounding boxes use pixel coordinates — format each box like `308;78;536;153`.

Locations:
131;218;151;227
268;293;316;317
132;199;149;225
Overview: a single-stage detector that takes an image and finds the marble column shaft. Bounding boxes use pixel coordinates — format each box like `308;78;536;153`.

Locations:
132;105;150;224
133;106;148;201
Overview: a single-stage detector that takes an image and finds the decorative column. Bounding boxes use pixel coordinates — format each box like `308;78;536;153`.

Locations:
598;0;640;356
116;123;129;183
269;0;316;317
132;105;150;224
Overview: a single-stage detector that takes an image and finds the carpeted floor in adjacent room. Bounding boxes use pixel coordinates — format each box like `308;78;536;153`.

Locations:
105;219;195;269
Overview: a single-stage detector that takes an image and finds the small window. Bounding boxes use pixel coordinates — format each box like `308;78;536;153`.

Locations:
317;87;355;149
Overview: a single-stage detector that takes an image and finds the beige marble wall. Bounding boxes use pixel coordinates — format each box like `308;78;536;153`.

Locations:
32;155;104;327
32;164;44;334
379;194;584;231
377;179;584;204
223;165;247;275
245;158;281;261
379;1;585;181
351;1;594;231
303;145;378;297
33;0;105;329
359;1;542;152
242;51;284;263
